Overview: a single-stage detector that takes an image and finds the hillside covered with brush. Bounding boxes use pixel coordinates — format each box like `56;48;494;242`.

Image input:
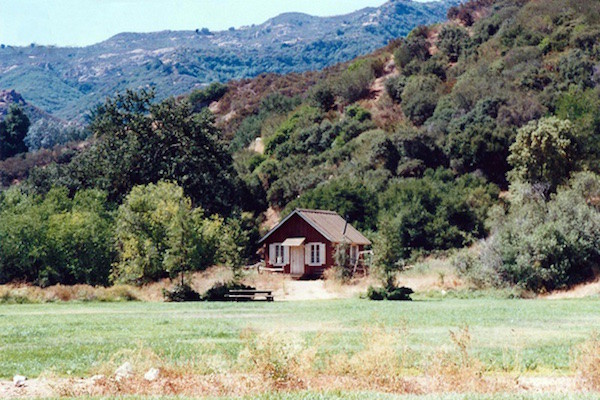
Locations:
1;0;600;294
0;0;455;121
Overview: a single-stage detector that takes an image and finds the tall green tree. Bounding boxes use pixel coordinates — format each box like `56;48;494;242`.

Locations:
66;90;241;216
0;105;30;160
0;187;114;286
112;181;221;284
508;116;578;193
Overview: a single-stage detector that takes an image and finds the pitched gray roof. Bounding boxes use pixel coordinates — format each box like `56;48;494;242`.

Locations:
259;209;372;245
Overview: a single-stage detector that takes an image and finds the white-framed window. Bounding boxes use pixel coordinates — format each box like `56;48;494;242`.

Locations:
306;242;325;266
310;244;320;264
269;243;288;266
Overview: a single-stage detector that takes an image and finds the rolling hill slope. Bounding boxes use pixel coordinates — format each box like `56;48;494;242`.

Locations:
0;0;456;120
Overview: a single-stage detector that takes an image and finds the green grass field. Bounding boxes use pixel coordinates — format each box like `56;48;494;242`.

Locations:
1;298;599;380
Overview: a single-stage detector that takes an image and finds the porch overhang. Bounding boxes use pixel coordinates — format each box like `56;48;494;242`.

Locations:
281;237;305;247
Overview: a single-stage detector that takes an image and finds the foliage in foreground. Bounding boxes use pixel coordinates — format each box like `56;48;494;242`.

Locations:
0;187;114;286
112;181;222;284
457;172;600;292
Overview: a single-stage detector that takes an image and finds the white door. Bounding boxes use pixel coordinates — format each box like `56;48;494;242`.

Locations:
290;246;305;275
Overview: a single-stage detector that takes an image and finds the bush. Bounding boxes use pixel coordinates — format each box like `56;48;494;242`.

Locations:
366;285;413;301
384;76;407;103
377;169;499;261
202;281;255;301
401;75;442;126
345;104;371;122
112;181;222;284
335;60;375;104
310;83;336;112
462;173;600;293
0;187;115;286
437;24;472;62
189;82;228;111
162;283;201;302
366;286;386;300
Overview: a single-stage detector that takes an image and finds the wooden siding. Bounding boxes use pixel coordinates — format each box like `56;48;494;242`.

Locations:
263;213;334;275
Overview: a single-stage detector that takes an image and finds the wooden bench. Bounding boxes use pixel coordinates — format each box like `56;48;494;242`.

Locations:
224;289;274;302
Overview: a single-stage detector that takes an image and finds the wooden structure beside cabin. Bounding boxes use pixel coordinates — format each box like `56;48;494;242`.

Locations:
258;209;372;277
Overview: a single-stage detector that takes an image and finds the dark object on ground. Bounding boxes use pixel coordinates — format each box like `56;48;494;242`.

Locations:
367;285;413;301
202;281;256;301
162;283;201;302
225;289;274;302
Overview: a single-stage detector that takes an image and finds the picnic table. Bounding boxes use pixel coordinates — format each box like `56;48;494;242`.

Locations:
224;289;274;302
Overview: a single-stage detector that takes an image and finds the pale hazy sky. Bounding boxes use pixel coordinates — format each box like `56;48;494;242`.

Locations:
0;0;397;47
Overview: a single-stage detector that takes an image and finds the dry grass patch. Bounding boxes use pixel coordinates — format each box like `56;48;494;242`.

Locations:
425;326;511;393
0;283;140;303
575;332;600;390
326;324;416;392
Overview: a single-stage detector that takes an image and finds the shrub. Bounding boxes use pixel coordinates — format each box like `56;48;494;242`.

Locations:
202;281;255;301
557;49;595;89
0;187;115;286
162;283;201;302
310;83;336;112
332;241;353;282
345;104;371;122
394;35;430;69
384;75;407;103
366;286;386;300
377;169;499;262
463;172;600;293
508;116;578;193
576;333;600;390
401;75;442;126
335;60;375;104
437;24;472;62
366;285;413;301
189;82;228;111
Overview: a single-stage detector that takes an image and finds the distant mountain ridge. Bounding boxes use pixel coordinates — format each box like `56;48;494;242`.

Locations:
0;0;457;120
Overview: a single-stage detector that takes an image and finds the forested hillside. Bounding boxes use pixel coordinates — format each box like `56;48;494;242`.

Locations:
1;0;600;294
0;0;455;120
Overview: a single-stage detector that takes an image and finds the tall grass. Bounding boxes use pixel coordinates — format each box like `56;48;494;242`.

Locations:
0;284;140;303
574;332;600;390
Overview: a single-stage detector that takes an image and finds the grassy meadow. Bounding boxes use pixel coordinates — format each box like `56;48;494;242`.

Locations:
1;297;599;380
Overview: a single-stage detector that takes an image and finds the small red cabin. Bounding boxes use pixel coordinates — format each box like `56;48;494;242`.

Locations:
258;209;372;277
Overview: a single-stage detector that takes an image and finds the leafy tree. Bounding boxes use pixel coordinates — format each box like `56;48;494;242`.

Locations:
64;90;241;215
285;178;378;231
112;181;221;284
44;190;115;285
377;169;498;262
443;97;514;184
25;119;87;151
508;116;578;192
373;220;407;289
0;187;114;286
219;215;254;283
0;105;30;160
